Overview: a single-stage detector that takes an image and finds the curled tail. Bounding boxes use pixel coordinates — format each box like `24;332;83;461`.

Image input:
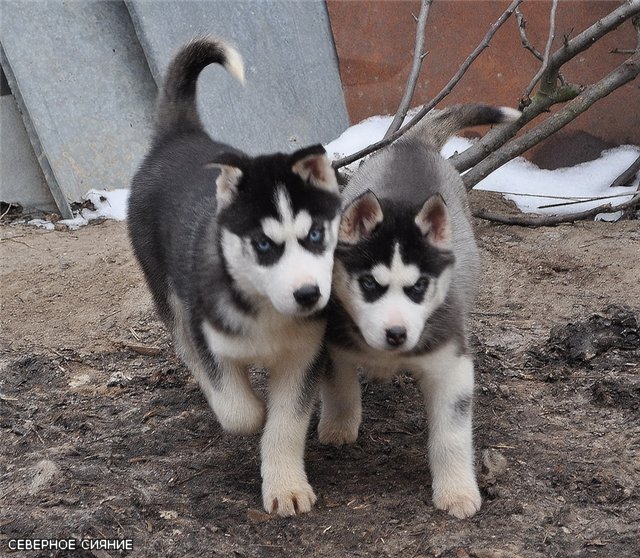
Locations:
405;104;521;151
155;37;245;138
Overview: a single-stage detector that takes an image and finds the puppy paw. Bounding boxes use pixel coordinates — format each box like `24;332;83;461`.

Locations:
317;419;359;446
433;483;482;519
218;398;266;436
262;479;317;517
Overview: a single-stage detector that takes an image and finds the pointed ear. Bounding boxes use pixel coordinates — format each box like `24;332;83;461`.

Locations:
415;194;452;249
205;152;246;210
339;190;383;244
291;145;339;194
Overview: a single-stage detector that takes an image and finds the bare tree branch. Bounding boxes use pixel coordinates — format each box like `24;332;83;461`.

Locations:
473;189;640;227
523;0;558;98
332;0;523;170
539;0;640;96
462;52;640;189
611;155;640;186
452;1;639;175
384;0;432;139
515;7;544;61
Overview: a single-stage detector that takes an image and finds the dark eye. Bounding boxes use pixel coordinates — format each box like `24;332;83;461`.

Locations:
308;226;324;244
412;277;429;294
254;236;273;253
359;274;378;291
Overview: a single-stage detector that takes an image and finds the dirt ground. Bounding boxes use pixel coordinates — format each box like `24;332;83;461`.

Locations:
1;209;639;557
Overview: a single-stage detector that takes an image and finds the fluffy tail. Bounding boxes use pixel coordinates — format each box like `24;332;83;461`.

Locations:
155;37;245;138
405;104;521;151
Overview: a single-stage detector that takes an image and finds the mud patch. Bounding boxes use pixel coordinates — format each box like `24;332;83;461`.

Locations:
1;221;640;557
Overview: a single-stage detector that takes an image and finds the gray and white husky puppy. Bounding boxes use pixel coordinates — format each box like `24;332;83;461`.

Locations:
320;104;520;518
128;38;342;516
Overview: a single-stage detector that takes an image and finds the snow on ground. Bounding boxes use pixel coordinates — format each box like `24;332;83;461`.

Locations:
326;114;640;218
28;189;130;230
24;112;639;230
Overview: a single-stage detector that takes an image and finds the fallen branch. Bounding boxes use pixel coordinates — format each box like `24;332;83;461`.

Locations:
384;0;432;138
116;340;163;356
333;0;523;169
462;52;640;189
473;189;640;226
611;155;640;186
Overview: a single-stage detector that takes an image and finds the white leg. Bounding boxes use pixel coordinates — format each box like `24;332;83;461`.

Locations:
318;347;362;445
417;343;481;519
194;358;265;435
172;302;265;435
260;349;321;516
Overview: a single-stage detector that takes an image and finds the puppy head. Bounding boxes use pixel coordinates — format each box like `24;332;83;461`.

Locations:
334;191;455;351
210;146;342;316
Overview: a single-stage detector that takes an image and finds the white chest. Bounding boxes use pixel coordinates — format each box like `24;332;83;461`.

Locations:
201;310;325;367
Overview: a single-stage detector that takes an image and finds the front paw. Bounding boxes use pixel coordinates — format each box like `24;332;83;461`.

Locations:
262;478;317;517
432;482;482;519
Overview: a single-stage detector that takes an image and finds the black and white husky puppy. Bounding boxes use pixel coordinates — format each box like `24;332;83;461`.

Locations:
128;38;342;516
320;104;521;518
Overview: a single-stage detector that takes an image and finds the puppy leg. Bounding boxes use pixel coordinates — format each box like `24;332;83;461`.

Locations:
195;358;266;435
172;299;265;434
317;347;361;446
417;342;481;519
261;348;323;516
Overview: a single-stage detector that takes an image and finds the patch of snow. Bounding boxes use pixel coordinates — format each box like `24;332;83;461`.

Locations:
325;114;639;219
26;188;130;230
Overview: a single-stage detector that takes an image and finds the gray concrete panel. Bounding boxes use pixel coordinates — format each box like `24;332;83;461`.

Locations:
0;0;157;216
126;0;349;155
0;95;56;212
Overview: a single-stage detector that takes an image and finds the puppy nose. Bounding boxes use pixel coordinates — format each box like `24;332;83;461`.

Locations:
386;326;407;347
293;284;321;308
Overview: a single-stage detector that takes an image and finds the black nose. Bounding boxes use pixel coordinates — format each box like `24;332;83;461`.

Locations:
386;326;407;347
293;284;321;308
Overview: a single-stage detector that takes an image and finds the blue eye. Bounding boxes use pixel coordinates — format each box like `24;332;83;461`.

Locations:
359;274;378;291
255;237;273;252
411;277;429;295
308;226;324;243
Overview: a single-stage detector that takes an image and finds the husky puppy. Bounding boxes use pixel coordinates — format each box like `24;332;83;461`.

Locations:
320;104;521;518
128;38;342;516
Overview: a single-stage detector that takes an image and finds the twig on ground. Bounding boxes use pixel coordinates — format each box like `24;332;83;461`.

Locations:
333;0;523;169
473;186;640;227
538;191;638;209
384;0;432;138
523;0;558;98
0;203;15;220
116;340;163;356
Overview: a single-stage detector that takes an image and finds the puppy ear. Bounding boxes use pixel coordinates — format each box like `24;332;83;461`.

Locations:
291;145;339;194
415;194;451;249
339;190;383;244
205;153;246;210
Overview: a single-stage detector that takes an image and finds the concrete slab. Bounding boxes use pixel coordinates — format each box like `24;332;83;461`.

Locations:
126;0;349;155
0;95;56;212
0;0;157;217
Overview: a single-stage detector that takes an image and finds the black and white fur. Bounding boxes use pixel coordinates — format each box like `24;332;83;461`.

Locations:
320;104;521;518
128;38;342;516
